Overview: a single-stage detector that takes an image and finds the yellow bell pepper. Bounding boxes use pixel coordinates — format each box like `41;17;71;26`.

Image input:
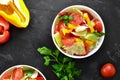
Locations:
0;0;30;28
61;28;72;35
85;40;94;46
67;23;79;30
83;13;94;32
74;38;83;42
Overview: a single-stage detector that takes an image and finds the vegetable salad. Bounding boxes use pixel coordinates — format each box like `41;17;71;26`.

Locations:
1;66;44;80
54;8;104;56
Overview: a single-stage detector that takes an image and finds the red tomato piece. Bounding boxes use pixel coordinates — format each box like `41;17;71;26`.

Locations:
1;73;11;80
94;19;103;32
12;67;24;80
70;13;84;25
62;37;75;46
0;16;10;45
84;42;89;54
81;10;94;20
100;63;116;78
55;20;65;32
36;77;44;80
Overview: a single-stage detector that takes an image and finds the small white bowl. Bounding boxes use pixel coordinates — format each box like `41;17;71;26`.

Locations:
0;65;46;80
51;5;105;59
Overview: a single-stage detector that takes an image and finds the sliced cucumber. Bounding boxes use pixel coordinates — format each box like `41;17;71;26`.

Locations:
54;32;63;47
85;33;98;42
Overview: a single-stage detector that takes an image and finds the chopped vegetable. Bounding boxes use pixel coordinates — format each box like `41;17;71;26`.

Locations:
0;16;10;44
85;33;98;42
12;68;23;80
37;47;82;80
54;32;63;47
83;13;94;32
94;19;103;32
0;0;30;28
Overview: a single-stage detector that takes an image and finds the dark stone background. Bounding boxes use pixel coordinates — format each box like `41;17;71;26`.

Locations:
0;0;120;80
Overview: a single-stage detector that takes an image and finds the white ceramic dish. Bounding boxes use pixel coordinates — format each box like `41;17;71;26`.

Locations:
0;65;46;80
51;5;105;59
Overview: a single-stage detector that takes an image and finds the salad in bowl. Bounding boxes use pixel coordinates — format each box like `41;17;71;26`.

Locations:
0;65;46;80
52;5;105;59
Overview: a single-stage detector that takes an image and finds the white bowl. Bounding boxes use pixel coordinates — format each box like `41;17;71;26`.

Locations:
0;65;46;80
51;5;105;59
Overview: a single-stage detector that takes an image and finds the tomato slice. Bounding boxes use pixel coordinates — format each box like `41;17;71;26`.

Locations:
36;77;44;80
12;68;23;80
62;37;75;46
94;19;103;32
70;13;84;25
81;10;94;20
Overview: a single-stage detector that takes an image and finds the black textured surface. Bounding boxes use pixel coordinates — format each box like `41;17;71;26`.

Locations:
0;0;120;80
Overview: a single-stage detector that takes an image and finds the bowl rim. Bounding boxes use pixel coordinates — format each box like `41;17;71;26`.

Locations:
0;65;46;80
51;5;105;59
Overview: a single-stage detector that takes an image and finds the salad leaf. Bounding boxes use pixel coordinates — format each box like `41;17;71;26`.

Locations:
37;47;82;80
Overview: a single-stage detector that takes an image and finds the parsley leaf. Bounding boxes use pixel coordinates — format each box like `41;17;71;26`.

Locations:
37;47;51;55
37;47;82;80
59;15;74;25
43;56;50;66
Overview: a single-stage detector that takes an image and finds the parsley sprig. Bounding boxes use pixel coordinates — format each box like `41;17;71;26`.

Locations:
37;47;82;80
59;15;74;25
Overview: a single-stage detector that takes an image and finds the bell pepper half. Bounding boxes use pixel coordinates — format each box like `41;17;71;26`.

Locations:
0;0;30;28
0;16;10;44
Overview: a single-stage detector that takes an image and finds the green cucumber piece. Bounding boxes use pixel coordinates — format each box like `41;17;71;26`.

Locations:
85;33;98;42
54;32;63;47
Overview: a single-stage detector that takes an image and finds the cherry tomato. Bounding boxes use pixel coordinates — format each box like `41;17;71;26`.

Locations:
0;16;10;44
100;63;116;78
12;68;23;80
81;10;94;20
36;77;44;80
70;13;84;25
62;37;75;46
94;19;103;32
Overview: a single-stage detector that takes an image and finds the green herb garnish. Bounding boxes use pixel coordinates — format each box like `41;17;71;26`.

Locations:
37;47;82;80
59;15;74;25
93;32;105;37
